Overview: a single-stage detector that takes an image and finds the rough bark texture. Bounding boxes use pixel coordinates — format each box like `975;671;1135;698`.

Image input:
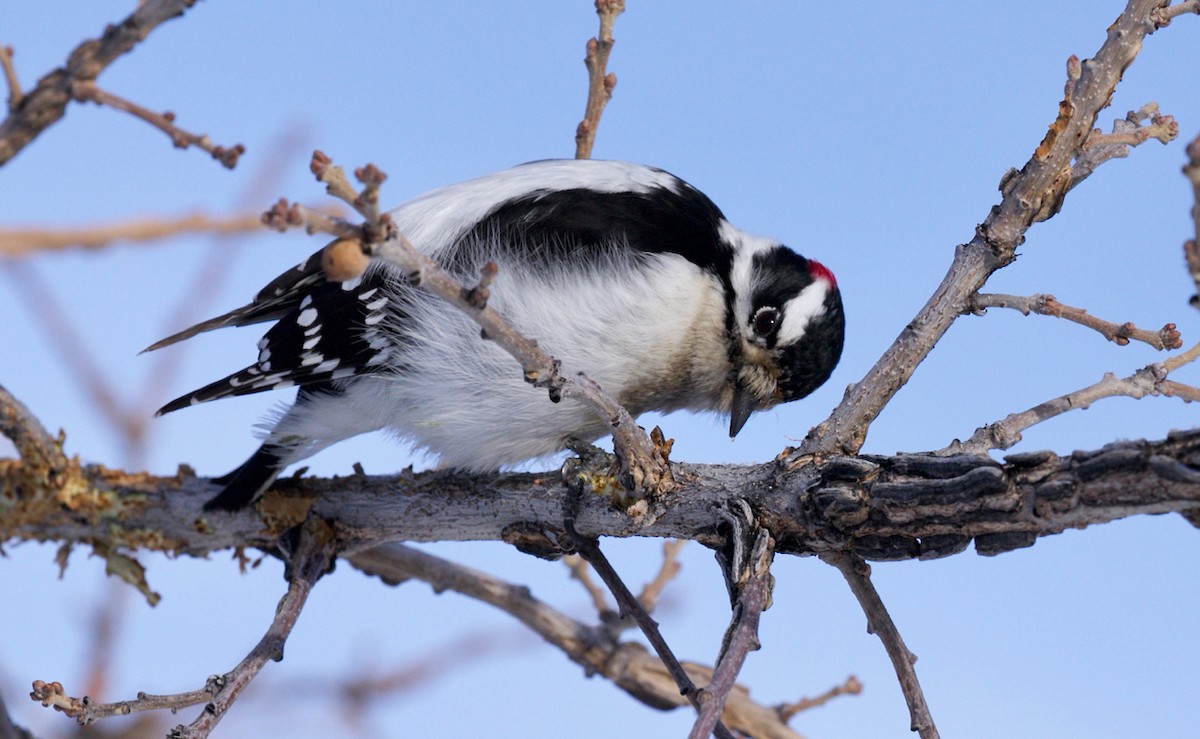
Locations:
4;431;1198;562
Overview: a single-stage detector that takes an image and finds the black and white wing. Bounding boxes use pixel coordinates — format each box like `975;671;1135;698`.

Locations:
155;272;396;414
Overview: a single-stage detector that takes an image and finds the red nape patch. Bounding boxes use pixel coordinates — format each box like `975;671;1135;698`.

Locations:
808;259;837;288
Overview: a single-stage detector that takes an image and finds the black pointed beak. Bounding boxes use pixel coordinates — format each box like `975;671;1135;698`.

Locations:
729;384;757;438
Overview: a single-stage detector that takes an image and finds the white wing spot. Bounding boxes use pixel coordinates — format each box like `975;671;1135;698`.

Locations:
341;276;363;291
315;359;340;373
301;353;325;367
365;296;388;311
299;295;313;310
358;287;379;301
364;312;385;326
304;324;321;337
331;367;356;379
297;308;318;327
302;336;320;351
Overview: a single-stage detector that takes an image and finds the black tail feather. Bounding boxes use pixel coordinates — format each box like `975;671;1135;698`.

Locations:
204;445;287;512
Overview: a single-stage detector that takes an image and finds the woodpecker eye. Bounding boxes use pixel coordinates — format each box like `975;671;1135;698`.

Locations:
752;307;780;337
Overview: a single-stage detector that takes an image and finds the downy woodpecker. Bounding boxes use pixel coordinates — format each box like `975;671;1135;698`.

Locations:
151;160;845;510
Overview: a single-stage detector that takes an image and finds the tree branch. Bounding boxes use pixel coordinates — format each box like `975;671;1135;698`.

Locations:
0;0;235;167
690;527;773;739
1069;101;1178;188
793;0;1194;459
564;517;735;739
0;212;264;257
4;426;1199;562
967;292;1181;350
943;342;1200;455
574;0;625;159
1184;132;1200;306
30;518;337;735
821;553;938;738
347;543;805;738
0;44;20;114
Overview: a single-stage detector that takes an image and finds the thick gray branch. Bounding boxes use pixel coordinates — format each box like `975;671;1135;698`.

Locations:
3;432;1199;562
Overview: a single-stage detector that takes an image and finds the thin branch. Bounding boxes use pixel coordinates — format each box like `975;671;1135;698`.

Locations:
3;261;138;450
638;539;686;612
564;554;614;616
794;0;1195;460
174;519;336;737
821;553;939;739
968;292;1181;350
71;81;243;168
574;0;625;159
0;0;205;167
776;675;863;721
563;516;735;739
0;212;264;257
1150;0;1200;26
30;678;213;726
690;528;773;739
1184;132;1200;306
31;520;336;735
942;342;1200;455
347;543;803;739
1069;101;1178;188
0;44;21;114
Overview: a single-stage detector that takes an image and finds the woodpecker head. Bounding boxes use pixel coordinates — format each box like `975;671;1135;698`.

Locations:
724;228;845;438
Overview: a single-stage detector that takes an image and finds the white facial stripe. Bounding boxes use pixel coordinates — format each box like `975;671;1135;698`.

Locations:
721;220;779;326
777;279;830;345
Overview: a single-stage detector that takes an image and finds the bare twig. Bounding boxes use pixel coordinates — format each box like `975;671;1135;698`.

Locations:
564;554;614;616
574;0;625;159
71;81;243;168
563;514;735;739
3;261;140;454
0;211;264;257
260;198;361;239
30;678;213;725
821;553;939;739
31;519;336;735
0;0;206;166
1150;0;1200;26
1184;132;1200;306
794;0;1196;460
968;292;1181;350
638;539;686;612
1070;102;1178;188
776;675;863;721
0;44;21;113
80;580;129;701
943;342;1200;455
347;543;803;738
690;528;773;739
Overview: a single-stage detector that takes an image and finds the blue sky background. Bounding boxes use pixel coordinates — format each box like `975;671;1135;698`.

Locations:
2;2;1199;737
